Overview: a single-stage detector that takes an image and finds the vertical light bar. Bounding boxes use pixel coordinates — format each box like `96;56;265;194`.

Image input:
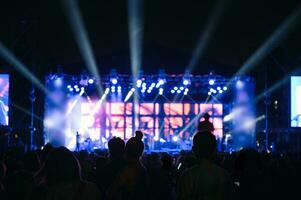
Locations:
62;0;103;96
128;0;144;131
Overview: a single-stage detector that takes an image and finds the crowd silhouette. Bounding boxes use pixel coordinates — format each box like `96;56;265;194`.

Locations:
0;130;301;200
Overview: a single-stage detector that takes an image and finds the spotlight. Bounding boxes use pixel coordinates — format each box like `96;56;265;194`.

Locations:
183;79;189;85
111;78;118;85
150;83;156;88
236;80;244;89
74;85;79;89
172;136;179;142
104;88;110;94
54;78;63;87
159;88;164;95
69;88;74;92
174;86;178;90
67;85;72;89
223;86;228;91
185;88;189;92
208;91;211;95
209;79;215;85
111;86;116;92
180;86;184;90
136;79;142;88
117;86;122;92
177;90;181;94
88;78;94;84
171;90;175;94
75;88;80;92
158;79;165;85
219;90;223;94
217;86;221;90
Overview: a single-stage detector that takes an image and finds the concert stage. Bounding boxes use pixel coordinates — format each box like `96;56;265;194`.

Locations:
44;71;256;152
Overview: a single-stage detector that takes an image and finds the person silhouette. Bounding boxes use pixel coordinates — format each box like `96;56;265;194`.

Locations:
135;130;144;141
177;131;233;200
197;113;214;133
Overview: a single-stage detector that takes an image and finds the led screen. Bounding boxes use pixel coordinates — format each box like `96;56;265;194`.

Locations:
291;76;301;127
0;74;9;126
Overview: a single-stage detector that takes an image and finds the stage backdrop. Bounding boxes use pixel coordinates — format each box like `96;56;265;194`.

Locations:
45;96;223;150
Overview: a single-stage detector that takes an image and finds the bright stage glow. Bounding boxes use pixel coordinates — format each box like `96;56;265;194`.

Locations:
223;86;228;91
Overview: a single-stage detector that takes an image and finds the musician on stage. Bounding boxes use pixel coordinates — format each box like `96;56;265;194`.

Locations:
197;113;214;133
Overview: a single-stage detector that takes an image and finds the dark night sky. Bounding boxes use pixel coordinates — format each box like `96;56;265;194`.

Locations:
0;0;300;128
1;0;301;75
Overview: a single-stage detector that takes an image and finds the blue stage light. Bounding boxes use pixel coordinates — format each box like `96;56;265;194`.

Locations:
117;86;122;92
74;85;79;89
236;80;244;89
177;90;181;94
172;136;178;142
54;78;63;87
136;79;142;88
183;79;189;85
69;88;74;92
111;78;118;85
111;86;116;92
209;79;215;85
217;86;221;90
223;86;228;91
67;85;72;89
174;86;178;90
75;87;80;92
171;90;175;94
88;78;94;84
159;88;163;95
158;79;164;85
180;86;184;90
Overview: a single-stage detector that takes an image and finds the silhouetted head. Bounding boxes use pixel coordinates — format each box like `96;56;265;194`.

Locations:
108;137;125;158
235;148;262;172
135;130;143;141
125;137;144;160
43;147;81;186
192;131;217;160
22;151;41;173
161;153;173;170
203;113;210;121
0;161;6;181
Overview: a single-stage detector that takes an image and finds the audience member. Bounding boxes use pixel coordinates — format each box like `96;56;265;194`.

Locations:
177;131;233;200
107;137;148;200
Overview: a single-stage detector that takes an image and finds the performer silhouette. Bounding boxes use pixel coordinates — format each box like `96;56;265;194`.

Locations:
197;113;214;133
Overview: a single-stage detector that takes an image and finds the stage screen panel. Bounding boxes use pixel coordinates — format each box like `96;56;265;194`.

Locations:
291;76;301;127
0;74;9;126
